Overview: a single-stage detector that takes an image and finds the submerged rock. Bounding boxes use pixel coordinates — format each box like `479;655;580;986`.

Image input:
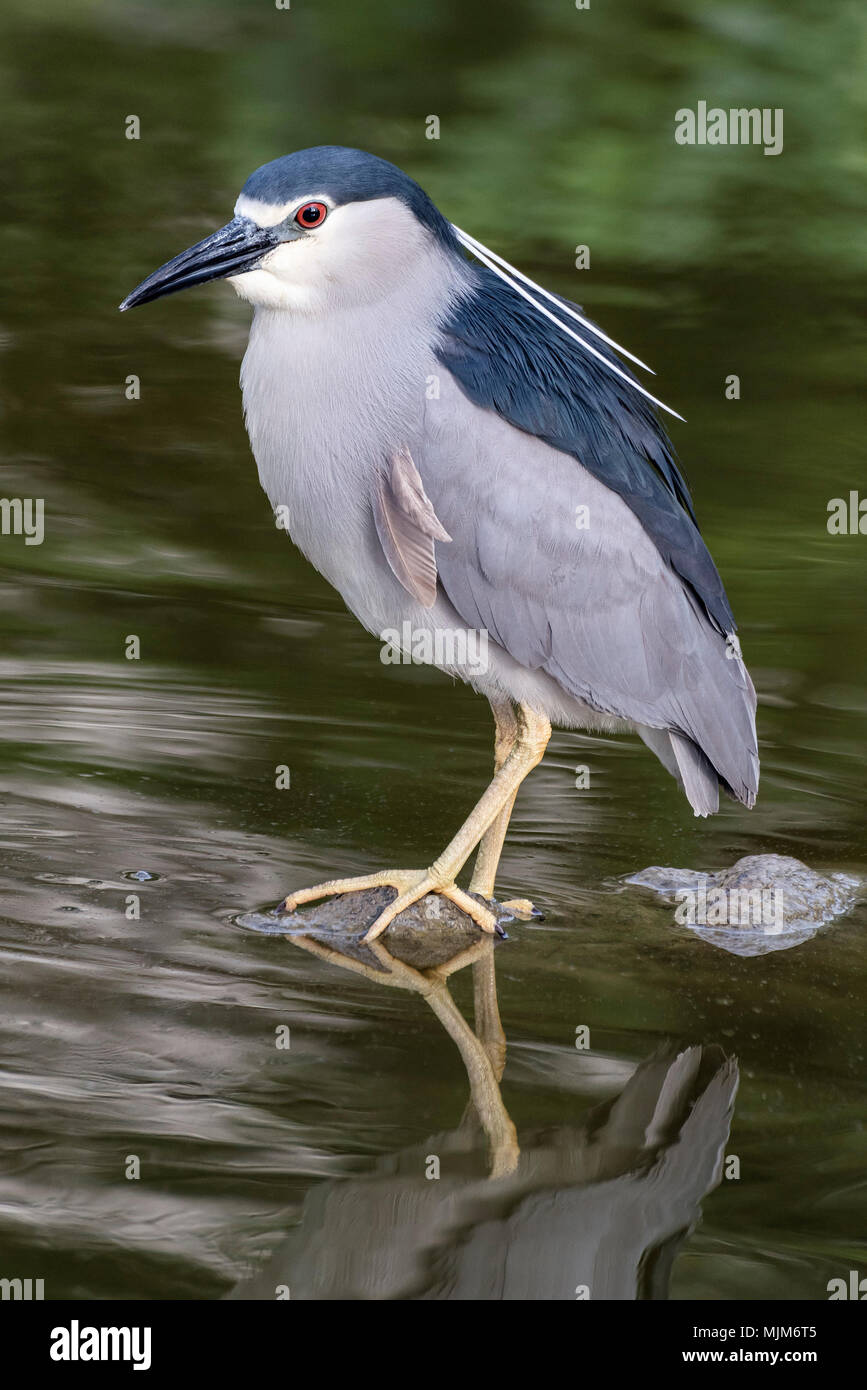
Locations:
628;853;859;956
237;886;520;970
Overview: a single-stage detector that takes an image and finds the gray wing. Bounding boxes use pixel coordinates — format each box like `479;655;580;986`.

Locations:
415;370;758;812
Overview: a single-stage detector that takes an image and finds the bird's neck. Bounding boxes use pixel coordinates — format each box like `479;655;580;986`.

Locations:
239;246;470;556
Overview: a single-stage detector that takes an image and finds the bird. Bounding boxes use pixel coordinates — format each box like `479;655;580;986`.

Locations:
120;144;759;945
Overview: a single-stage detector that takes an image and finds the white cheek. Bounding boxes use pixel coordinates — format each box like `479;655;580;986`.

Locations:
228;199;433;311
260;239;323;285
228;245;320;310
228;269;290;308
228;240;326;309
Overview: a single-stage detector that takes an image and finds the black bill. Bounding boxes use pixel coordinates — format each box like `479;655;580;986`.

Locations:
119;217;278;311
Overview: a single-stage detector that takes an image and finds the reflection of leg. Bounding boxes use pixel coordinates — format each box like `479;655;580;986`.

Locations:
469;702;550;903
472;951;506;1081
425;981;519;1178
292;933;518;1178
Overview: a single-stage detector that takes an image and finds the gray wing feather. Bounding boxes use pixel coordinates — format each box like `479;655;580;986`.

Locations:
372;445;452;609
416;374;758;810
669;731;723;816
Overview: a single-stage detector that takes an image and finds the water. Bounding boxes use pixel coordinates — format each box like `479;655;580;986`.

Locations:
0;0;864;1300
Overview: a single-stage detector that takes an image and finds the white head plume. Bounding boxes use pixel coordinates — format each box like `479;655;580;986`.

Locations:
451;226;685;423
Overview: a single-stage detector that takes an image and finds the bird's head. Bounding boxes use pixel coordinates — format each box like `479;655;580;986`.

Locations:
120;145;458;315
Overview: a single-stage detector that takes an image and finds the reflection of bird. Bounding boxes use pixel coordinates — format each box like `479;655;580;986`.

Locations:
228;932;738;1301
121;146;758;942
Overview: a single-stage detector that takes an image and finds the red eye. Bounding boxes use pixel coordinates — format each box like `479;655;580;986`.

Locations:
295;201;328;228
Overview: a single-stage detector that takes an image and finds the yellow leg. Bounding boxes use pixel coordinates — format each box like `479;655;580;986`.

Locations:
469;700;520;899
280;702;551;943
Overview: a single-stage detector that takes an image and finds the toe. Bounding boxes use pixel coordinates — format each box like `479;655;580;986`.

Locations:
441;885;498;934
499;897;543;921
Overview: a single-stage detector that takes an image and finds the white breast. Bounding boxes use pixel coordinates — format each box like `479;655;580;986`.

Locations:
238;237;469;605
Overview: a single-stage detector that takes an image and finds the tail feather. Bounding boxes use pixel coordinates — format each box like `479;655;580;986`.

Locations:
636;723;757;818
669;731;720;817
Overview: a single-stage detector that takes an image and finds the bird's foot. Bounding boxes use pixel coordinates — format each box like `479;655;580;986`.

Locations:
499;897;543;921
280;868;498;944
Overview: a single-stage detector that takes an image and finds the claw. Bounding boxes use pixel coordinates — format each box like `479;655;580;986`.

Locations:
499;897;543;922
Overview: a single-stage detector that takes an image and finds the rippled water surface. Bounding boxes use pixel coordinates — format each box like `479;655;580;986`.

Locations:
0;0;865;1299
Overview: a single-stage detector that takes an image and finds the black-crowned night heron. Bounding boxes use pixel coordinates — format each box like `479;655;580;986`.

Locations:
121;145;758;943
